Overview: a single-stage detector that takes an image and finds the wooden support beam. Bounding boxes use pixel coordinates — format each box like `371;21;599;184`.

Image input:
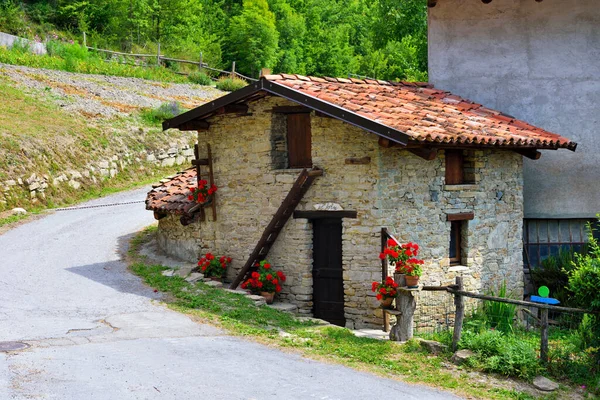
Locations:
315;111;334;119
191;158;209;166
408;148;437;161
447;212;475;221
216;104;249;114
515;149;542;160
378;137;394;148
272;105;312;114
293;210;357;219
344;157;371;165
427;0;437;6
153;211;167;220
179;120;210;131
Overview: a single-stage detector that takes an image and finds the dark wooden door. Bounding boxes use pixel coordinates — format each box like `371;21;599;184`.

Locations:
312;218;345;327
286;113;312;168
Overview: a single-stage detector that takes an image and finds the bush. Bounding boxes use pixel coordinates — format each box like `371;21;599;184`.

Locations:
459;329;541;379
188;71;213;86
569;218;600;363
482;281;517;333
10;39;30;54
215;76;248;92
140;102;186;125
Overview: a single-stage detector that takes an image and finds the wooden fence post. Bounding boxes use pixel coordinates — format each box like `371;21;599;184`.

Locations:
83;31;87;47
157;42;161;66
390;287;417;342
199;52;203;69
540;307;549;364
452;276;464;352
231;61;236;77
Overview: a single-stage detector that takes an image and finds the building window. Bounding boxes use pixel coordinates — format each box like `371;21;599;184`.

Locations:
286;113;312;168
447;212;473;266
445;150;476;185
449;221;462;265
523;218;600;269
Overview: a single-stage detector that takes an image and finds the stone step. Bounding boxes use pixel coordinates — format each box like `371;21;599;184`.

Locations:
266;302;298;314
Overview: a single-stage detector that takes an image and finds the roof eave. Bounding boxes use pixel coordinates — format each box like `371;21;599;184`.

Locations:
162;78;410;146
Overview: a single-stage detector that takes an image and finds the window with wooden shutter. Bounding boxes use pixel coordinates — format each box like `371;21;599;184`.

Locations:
445;150;464;185
286;113;312;168
449;221;462;265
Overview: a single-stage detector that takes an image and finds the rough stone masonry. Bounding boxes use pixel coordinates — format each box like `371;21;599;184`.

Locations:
155;96;524;329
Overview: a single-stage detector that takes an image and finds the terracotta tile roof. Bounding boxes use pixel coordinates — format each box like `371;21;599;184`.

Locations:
146;169;196;214
263;74;577;150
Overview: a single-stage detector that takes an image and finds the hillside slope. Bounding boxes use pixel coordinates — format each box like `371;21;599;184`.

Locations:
0;63;223;212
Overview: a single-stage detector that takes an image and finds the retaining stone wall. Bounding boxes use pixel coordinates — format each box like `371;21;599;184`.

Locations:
155;96;524;329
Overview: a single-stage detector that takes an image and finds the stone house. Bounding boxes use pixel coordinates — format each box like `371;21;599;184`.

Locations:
426;0;600;280
146;74;575;329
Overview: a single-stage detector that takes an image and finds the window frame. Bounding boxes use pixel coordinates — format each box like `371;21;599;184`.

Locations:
449;220;462;265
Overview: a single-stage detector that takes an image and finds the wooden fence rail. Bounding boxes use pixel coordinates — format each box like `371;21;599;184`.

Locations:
85;39;258;82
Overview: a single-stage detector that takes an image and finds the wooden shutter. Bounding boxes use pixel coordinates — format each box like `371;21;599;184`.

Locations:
287;113;312;168
445;150;464;185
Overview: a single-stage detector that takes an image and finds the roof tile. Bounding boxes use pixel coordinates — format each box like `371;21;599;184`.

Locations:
262;74;576;150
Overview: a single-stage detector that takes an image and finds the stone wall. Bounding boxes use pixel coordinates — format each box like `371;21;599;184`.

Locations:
1;138;195;208
156;96;524;329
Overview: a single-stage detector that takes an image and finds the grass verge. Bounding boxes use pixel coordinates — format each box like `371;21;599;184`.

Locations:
127;227;568;400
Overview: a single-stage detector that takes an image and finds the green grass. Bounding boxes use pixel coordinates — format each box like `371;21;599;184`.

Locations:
0;45;188;83
215;76;248;92
140;102;187;126
127;227;570;400
0;212;31;228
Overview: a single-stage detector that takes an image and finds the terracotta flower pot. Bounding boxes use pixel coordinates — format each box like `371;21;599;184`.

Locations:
380;297;394;309
405;275;420;288
260;291;275;304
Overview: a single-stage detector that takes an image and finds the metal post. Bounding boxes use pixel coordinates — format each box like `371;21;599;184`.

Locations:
157;42;161;66
540;308;549;364
231;61;236;77
452;276;464;352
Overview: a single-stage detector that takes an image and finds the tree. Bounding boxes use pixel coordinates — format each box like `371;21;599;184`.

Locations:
225;0;279;77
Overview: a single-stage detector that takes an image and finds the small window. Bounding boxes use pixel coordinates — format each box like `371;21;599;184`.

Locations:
445;150;464;185
286;113;312;168
449;220;463;265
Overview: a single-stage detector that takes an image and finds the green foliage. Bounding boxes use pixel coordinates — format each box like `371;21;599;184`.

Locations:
215;76;248;92
568;218;600;363
225;0;279;77
0;0;428;81
531;248;580;306
187;71;213;86
482;281;517;333
140;102;186;125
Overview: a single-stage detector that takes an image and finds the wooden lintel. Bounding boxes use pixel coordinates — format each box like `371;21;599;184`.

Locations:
191;158;209;166
447;212;475;221
272;105;311;114
408;148;437;161
315;111;333;119
293;210;358;219
217;104;249;114
345;157;371;165
178;120;209;131
153;211;167;220
515;149;542;160
378;137;395;148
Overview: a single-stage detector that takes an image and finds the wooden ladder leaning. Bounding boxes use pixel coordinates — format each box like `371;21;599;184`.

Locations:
229;167;323;289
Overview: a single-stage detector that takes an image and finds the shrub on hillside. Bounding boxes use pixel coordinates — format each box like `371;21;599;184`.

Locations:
188;71;213;86
215;76;248;92
140;102;186;125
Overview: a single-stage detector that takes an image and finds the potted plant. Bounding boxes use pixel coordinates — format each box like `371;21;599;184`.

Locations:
379;240;423;287
404;258;424;288
371;276;399;308
197;252;231;280
240;260;286;304
188;179;217;205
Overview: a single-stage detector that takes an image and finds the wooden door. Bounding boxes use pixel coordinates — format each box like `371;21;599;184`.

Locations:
286;113;312;168
312;218;345;327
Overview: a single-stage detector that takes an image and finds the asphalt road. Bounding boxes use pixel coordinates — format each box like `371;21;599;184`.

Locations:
0;188;459;399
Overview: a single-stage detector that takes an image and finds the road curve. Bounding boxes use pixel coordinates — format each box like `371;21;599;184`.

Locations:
0;188;460;399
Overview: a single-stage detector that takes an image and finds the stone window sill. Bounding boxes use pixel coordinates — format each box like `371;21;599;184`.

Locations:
444;184;478;191
448;265;470;273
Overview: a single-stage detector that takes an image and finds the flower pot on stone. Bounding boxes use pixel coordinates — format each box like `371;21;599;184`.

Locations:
405;275;420;288
260;291;275;304
380;297;394;309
